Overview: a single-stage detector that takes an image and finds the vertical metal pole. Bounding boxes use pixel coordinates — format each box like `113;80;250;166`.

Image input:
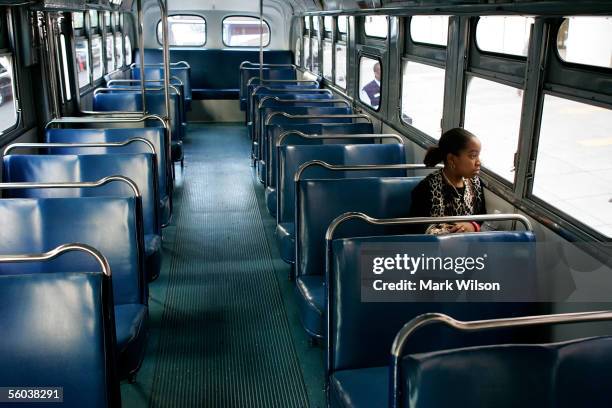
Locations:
44;12;61;118
259;0;263;79
137;0;146;113
157;0;171;142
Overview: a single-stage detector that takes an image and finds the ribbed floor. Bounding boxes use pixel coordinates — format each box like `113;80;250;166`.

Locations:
148;124;310;407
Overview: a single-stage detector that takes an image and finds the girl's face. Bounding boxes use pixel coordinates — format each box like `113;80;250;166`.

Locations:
448;137;482;178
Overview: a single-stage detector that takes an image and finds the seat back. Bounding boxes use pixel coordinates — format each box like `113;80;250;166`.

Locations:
278;144;407;226
240;67;297;109
0;270;118;408
3;153;159;236
402;336;612;408
297;177;423;278
329;232;540;373
0;196;145;306
132;66;192;108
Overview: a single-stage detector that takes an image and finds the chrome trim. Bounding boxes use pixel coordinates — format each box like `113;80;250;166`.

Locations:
265;112;372;126
279;132;403;147
107;76;183;87
0;176;141;198
240;61;297;69
130;61;190;69
44;114;167;129
258;97;350;109
294;161;433;183
246;77;318;87
93;84;181;96
0;243;112;277
3;138;156;156
390;310;612;408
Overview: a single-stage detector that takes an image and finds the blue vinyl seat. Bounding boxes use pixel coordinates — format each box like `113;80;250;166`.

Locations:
328;232;543;407
276;144;406;266
240;67;297;110
2;153;162;281
0;197;148;380
295;177;422;338
265;122;375;216
45;127;172;226
132;65;193;110
248;86;324;127
0;270;120;408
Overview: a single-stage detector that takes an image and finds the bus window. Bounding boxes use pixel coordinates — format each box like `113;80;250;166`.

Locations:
75;38;90;88
359;56;382;110
157;15;206;46
311;38;319;73
295;37;301;66
303;36;310;70
222;16;270;47
323;40;332;80
463;76;523;182
124;35;132;66
114;33;123;68
410;16;449;46
533;95;612;237
324;16;333;33
476;16;534;56
557;17;612;69
0;55;17;130
364;15;388;39
338;16;347;34
401;60;445;137
59;34;72;101
335;43;346;89
91;36;103;80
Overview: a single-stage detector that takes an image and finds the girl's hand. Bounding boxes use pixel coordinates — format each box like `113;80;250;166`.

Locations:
449;222;476;233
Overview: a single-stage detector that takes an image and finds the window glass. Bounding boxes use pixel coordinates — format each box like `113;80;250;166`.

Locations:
335;43;346;88
91;36;103;80
312;17;320;33
295;37;301;66
73;13;84;29
364;15;388;39
75;38;90;88
338;16;348;34
557;17;612;69
324;16;333;32
105;35;115;73
303;36;310;69
89;10;99;29
476;16;534;56
359;56;382;110
304;17;310;31
113;12;119;28
104;11;111;28
114;33;123;68
532;95;612;237
410;16;449;46
59;34;71;101
157;15;206;46
464;77;523;182
124;35;132;65
323;40;333;80
222;16;270;47
0;55;18;129
401;61;445;137
311;38;320;73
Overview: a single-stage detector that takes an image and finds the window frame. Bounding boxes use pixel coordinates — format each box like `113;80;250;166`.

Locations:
357;53;383;112
333;15;348;90
221;15;271;48
156;14;207;47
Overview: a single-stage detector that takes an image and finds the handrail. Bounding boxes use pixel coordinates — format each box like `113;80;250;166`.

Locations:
44;114;167;129
130;61;190;69
265;112;372;126
294;161;436;183
0;243;112;277
249;87;333;123
0;176;141;199
240;61;297;69
93;84;181;96
246;77;318;87
3;138;156;157
279;132;404;147
78;110;145;116
258;97;350;109
389;310;612;408
107;76;184;87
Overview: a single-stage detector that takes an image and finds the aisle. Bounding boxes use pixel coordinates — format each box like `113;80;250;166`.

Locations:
122;124;315;407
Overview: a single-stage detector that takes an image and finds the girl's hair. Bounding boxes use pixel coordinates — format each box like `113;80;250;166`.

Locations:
423;128;477;167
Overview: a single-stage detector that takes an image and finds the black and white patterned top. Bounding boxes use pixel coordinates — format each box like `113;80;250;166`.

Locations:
409;169;486;219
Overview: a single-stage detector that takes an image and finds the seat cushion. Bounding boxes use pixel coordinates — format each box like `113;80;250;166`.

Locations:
265;187;276;218
114;304;148;379
275;222;295;264
295;275;324;338
145;234;162;282
330;366;388;408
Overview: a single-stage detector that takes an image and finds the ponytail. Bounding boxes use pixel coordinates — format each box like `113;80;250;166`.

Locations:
423;128;477;167
424;146;444;167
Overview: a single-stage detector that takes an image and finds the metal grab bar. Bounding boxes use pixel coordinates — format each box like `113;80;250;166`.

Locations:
294;161;437;183
130;61;190;69
107;76;184;87
240;61;297;69
0;176;141;199
0;243;112;277
389;310;612;408
3;138;156;157
45;114;167;129
78;110;145;116
93;84;181;96
258;97;350;109
246;77;318;87
279;132;404;147
265;113;372;126
249;87;333;124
